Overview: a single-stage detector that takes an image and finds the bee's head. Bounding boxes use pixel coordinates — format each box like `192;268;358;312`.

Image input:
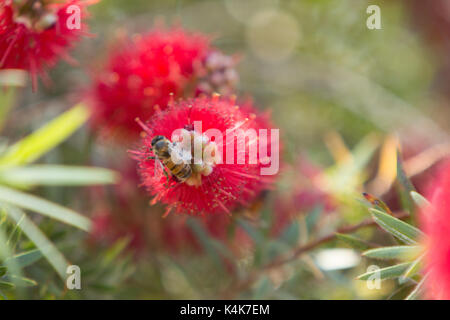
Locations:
151;135;166;148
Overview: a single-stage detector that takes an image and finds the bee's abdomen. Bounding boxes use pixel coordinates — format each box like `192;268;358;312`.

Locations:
164;159;192;181
175;165;192;181
153;137;192;182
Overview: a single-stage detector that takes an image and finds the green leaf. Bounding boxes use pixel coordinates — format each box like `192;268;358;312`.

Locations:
336;233;371;251
1;204;69;279
305;206;321;232
5;249;43;269
237;219;265;244
405;274;427;300
363;246;421;260
357;262;412;281
396;150;416;214
187;218;226;272
410;191;431;209
0;266;6;277
279;220;300;246
0;185;91;231
253;277;272;299
7;275;37;287
326;134;379;194
0;103;90;167
396;150;416;193
401;254;424;280
0;165;118;188
0;281;14;290
6;214;23;249
370;209;423;244
101;238;130;267
0;224;23;285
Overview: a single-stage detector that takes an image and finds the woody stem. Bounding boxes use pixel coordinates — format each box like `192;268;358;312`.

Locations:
221;211;410;299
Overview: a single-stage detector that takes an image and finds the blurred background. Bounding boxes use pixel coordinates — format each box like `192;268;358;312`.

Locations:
2;0;450;299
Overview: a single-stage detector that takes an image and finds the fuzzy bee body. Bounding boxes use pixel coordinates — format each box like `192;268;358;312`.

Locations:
151;135;192;182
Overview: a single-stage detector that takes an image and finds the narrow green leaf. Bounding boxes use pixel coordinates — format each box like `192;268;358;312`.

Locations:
305;206;321;232
0;165;118;188
326;134;378;194
7;275;37;287
0;224;23;286
5;249;43;269
363;246;422;260
1;204;69;279
0;103;90;167
102;238;130;267
410;191;431;209
0;281;14;290
401;254;424;280
370;209;423;244
336;233;371;251
253;277;272;299
0;185;91;231
396;150;416;214
405;274;427;300
6;214;23;248
396;150;416;193
357;262;411;281
0;266;6;277
187;218;225;272
237;219;265;244
279;220;300;246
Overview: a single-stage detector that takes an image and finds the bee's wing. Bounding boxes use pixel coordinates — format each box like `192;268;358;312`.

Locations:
169;142;191;165
153;158;167;180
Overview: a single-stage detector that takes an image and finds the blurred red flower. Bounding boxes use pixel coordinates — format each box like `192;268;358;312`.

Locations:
89;28;239;142
132;95;278;216
0;0;91;89
89;211;145;253
422;161;450;300
160;213;251;257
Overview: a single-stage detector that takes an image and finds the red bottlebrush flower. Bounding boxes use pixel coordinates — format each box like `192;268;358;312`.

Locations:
89;211;145;253
132;95;278;216
0;0;91;89
89;27;239;142
422;161;450;300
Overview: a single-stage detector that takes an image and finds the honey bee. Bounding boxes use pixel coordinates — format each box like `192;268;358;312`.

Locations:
150;135;192;182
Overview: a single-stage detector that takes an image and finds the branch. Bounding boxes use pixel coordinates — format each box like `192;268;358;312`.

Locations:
221;211;410;299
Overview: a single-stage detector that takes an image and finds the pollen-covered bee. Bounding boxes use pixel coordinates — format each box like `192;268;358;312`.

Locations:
151;135;192;182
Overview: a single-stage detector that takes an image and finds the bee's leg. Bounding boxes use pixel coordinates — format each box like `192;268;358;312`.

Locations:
168;180;182;189
163;169;174;189
156;160;171;188
147;156;156;160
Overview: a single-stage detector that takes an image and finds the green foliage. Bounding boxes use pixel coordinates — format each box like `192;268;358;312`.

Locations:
369;209;423;245
0;186;91;231
0;88;119;297
0;165;117;189
336;233;371;251
357;262;412;281
410;191;430;209
0;0;443;300
354;167;429;299
2;204;69;279
362;246;421;260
